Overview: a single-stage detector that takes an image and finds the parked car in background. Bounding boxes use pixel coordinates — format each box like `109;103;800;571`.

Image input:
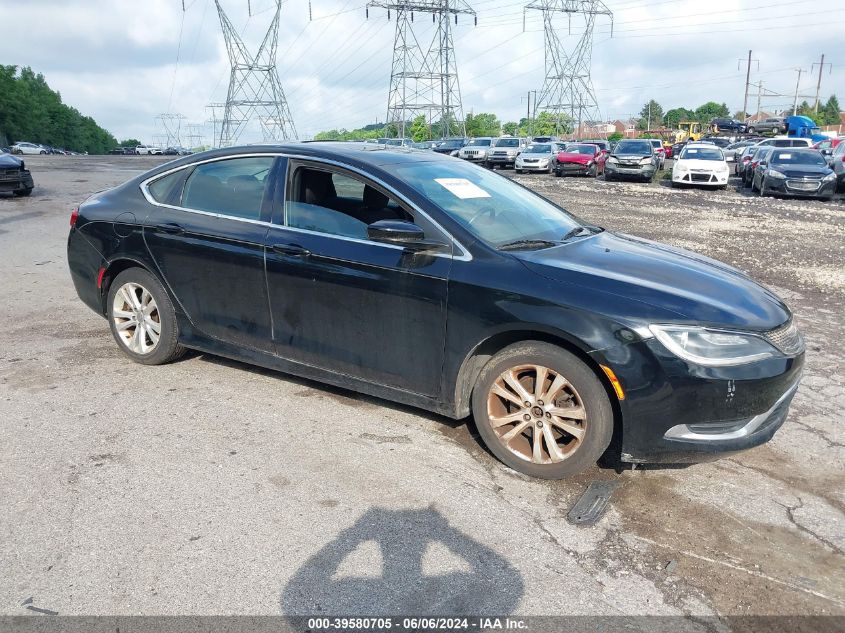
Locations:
514;142;557;173
580;139;610;153
11;142;47;155
747;117;786;134
735;145;757;175
710;117;747;133
66;142;805;479
671;141;686;158
431;138;467;155
554;143;607;177
382;138;414;148
671;143;729;189
754;137;813;149
704;137;732;149
744;146;774;188
664;144;674;159
136;145;163;155
486;136;527;169
724;140;757;163
648;139;666;168
457;137;494;162
531;136;558;143
831;138;845;188
813;137;842;157
0;152;34;196
751;148;836;200
604;139;657;182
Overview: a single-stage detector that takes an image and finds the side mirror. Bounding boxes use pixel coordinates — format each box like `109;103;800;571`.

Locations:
367;220;449;252
821;148;832;156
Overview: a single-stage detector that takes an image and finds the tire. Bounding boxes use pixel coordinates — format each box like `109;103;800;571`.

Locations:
39;150;47;154
604;173;613;182
554;170;562;178
759;179;767;197
515;169;523;174
106;268;185;366
13;187;33;197
671;181;680;188
471;341;614;479
748;127;756;133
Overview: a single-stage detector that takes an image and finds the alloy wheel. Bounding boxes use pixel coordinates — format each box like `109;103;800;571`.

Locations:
111;282;161;354
486;364;587;464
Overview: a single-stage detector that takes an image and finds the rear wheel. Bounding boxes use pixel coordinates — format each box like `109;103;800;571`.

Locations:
106;268;185;365
748;126;756;133
471;342;613;479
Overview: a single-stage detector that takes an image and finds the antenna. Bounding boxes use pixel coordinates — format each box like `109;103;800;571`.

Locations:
214;0;297;145
524;0;612;136
367;0;475;139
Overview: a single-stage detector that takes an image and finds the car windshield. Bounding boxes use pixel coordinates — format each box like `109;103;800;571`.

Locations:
438;140;463;149
525;144;551;153
393;160;580;248
468;139;491;147
615;141;651;154
770;150;827;166
680;147;724;161
650;140;662;147
494;139;520;147
565;145;596;155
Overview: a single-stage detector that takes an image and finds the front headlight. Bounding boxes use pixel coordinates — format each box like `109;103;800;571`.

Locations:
767;169;786;179
649;325;777;366
507;150;517;156
640;157;653;165
607;157;618;164
823;172;837;182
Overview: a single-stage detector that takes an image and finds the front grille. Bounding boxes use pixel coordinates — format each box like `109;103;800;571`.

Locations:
785;179;820;191
690;173;714;182
764;320;804;355
1;168;22;177
493;151;508;156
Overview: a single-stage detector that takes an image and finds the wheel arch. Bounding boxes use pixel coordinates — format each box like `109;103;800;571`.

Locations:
99;256;159;315
452;328;623;431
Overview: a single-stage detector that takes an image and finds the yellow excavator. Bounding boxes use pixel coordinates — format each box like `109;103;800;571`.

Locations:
676;121;702;142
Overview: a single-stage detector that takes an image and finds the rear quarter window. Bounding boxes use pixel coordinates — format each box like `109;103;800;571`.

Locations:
147;169;187;204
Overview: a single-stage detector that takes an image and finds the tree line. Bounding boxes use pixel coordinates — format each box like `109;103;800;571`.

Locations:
0;66;117;154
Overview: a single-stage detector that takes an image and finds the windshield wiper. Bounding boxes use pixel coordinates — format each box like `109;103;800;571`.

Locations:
497;239;560;251
561;225;603;241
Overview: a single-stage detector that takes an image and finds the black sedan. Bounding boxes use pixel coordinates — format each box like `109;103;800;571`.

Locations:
67;143;804;479
0;152;34;196
752;148;838;200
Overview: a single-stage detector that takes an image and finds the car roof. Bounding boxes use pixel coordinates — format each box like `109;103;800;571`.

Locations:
142;142;455;176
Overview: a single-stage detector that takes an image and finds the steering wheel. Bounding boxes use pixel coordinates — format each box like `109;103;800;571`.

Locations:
465;206;497;228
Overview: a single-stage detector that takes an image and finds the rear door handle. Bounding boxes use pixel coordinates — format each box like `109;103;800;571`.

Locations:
155;222;185;235
270;243;311;257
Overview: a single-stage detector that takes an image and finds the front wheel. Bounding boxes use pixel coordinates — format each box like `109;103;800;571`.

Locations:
106;268;185;365
13;187;33;197
515;169;523;174
748;127;756;133
471;342;614;479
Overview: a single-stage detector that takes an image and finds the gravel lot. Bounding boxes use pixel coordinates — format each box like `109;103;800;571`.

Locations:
1;156;843;622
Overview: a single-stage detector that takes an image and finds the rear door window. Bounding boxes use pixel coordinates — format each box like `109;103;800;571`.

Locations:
181;156;275;221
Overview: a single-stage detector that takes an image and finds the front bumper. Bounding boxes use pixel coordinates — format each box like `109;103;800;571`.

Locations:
516;161;551;172
487;153;518;166
765;177;836;198
0;169;34;193
605;162;656;179
555;161;591;175
673;170;729;186
591;335;805;464
459;151;487;162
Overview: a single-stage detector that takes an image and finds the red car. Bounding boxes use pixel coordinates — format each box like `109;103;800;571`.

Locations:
553;143;608;177
813;138;842;154
664;144;674;159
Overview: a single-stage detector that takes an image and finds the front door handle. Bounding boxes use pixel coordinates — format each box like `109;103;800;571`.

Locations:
271;243;311;257
155;222;185;235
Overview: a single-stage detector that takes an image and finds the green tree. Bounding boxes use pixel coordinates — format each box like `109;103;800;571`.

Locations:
530;111;572;136
819;94;841;126
502;121;519;135
637;99;664;130
607;131;623;142
409;115;429;142
120;138;141;147
664;107;694;129
693;101;730;124
465;112;501;137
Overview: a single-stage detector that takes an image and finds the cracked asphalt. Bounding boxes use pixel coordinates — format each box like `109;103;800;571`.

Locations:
0;156;842;624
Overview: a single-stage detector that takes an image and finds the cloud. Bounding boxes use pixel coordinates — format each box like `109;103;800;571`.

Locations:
4;0;843;143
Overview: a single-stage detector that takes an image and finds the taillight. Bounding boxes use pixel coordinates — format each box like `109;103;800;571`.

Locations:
70;207;79;227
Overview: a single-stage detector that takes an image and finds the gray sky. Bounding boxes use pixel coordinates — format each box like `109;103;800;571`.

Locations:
4;0;843;144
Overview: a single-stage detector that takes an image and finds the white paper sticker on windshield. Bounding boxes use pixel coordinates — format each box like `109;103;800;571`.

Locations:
435;178;491;199
778;153;792;159
687;149;698;153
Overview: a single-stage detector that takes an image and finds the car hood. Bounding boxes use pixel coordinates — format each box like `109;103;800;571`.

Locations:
516;231;790;330
612;153;650;161
557;152;592;163
0;153;23;168
773;165;832;178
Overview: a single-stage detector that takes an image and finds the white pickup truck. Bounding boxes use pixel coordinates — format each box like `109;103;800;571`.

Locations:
134;145;162;155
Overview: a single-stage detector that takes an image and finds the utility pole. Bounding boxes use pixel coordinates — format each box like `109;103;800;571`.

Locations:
647;101;651;131
811;54;832;113
756;80;763;120
368;0;476;140
793;68;804;114
524;0;613;136
737;50;759;121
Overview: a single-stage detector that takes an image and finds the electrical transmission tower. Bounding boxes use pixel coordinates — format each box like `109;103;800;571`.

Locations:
524;0;612;135
214;0;297;146
156;113;186;148
367;0;476;139
183;123;205;150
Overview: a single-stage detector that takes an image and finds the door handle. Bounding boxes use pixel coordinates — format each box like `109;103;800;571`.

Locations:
155;222;185;235
271;243;311;257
